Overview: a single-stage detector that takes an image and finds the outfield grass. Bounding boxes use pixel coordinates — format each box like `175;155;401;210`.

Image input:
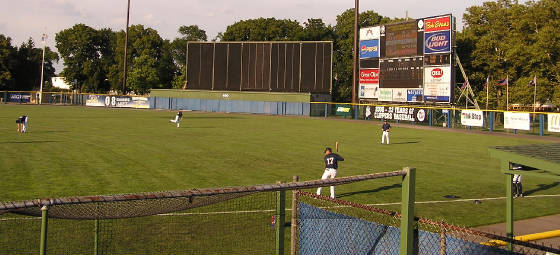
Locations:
1;104;559;228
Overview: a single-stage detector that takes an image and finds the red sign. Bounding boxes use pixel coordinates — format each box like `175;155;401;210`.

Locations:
431;68;444;78
360;69;379;84
424;16;451;32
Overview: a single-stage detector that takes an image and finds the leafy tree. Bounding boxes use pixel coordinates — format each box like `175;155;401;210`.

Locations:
0;34;16;90
56;24;113;93
295;19;335;41
12;38;58;91
332;9;392;102
221;18;302;41
170;25;207;89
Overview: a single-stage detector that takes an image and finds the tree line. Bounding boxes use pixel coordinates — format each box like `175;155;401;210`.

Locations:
0;0;558;107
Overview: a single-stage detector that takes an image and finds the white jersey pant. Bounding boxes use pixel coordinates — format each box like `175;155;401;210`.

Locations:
170;116;181;127
316;168;337;198
382;131;390;144
22;118;28;132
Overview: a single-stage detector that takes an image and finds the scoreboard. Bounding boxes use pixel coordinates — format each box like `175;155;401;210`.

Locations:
358;15;455;103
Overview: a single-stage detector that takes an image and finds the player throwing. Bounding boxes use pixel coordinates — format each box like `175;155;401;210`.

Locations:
316;147;344;199
169;110;183;128
381;119;391;144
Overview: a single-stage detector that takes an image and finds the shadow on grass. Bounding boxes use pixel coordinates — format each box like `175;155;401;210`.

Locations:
524;182;560;196
389;141;420;145
337;183;402;198
159;116;241;119
0;141;62;144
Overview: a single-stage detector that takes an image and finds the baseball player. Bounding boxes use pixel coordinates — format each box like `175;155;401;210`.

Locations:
169;110;183;128
16;115;28;133
316;147;344;199
513;174;523;198
381;119;391;144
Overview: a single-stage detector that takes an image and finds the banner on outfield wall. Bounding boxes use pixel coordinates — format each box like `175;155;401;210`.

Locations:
461;110;484;127
407;89;423;102
392;88;407;102
504;112;530;130
86;95;149;109
423;65;451;102
9;93;32;103
373;106;427;122
548;114;560;133
359;84;379;99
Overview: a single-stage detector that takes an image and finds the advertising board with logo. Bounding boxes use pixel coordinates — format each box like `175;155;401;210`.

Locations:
359;84;379;99
460;110;484;127
360;26;380;40
9;93;32;103
423;65;451;102
392;88;407;102
373;106;426;122
548;114;560;133
424;30;451;54
378;88;393;101
407;89;423;102
360;40;379;59
424;15;451;32
504;112;530;130
359;69;379;84
86;95;150;109
335;104;352;116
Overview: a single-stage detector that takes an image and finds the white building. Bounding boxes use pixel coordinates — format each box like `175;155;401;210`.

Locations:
51;77;71;90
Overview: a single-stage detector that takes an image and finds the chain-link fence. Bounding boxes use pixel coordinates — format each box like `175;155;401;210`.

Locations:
296;191;560;255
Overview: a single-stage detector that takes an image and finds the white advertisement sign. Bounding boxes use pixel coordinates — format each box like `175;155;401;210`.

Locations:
360;26;380;40
392;88;407;102
460;110;484;127
359;84;379;99
504;112;530;130
423;65;451;102
378;88;393;101
548;114;560;133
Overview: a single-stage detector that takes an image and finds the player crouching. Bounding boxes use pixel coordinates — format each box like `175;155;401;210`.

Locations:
16;115;29;133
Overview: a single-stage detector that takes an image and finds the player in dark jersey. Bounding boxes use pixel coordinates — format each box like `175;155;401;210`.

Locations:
169;110;183;128
381;119;391;144
316;147;344;198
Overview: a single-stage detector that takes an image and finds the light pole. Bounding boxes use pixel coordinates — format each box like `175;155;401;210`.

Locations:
122;0;131;95
39;33;47;105
352;0;359;104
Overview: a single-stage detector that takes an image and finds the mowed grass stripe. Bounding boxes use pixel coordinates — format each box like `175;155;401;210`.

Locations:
0;104;559;227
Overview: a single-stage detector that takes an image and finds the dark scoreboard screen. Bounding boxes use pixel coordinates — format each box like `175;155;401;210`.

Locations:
379;57;423;88
384;21;418;58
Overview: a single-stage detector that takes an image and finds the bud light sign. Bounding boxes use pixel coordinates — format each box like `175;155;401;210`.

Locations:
424;30;451;54
360;40;379;59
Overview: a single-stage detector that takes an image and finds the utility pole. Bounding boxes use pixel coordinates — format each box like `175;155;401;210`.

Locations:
352;0;359;104
122;0;131;95
39;33;47;105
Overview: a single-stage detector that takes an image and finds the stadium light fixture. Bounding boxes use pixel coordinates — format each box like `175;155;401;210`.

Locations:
122;0;131;95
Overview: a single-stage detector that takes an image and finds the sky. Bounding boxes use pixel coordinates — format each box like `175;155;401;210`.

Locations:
0;0;492;73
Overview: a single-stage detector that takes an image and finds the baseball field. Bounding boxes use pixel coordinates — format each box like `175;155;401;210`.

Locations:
1;104;559;228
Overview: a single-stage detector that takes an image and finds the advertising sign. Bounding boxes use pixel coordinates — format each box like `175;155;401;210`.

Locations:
359;84;379;99
423;65;451;102
360;40;379;59
424;15;451;32
461;110;484;127
424;30;451;54
86;95;150;109
378;88;393;101
9;93;32;103
504;112;530;130
359;69;379;84
392;88;407;102
384;20;418;58
407;89;423;102
360;26;380;40
335;104;352;116
548;114;560;133
373;106;427;122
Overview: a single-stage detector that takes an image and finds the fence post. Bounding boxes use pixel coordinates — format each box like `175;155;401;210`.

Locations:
446;111;451;128
290;176;299;255
354;105;358;120
539;114;544;136
506;169;514;251
40;205;49;255
324;104;327;118
94;219;100;255
489;112;494;132
276;185;286;255
400;167;416;255
3;91;7;103
429;109;433;126
439;221;447;255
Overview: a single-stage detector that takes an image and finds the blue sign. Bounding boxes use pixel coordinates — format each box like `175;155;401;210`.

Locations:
9;93;31;103
424;31;451;54
360;40;379;59
407;89;423;102
424;95;450;102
